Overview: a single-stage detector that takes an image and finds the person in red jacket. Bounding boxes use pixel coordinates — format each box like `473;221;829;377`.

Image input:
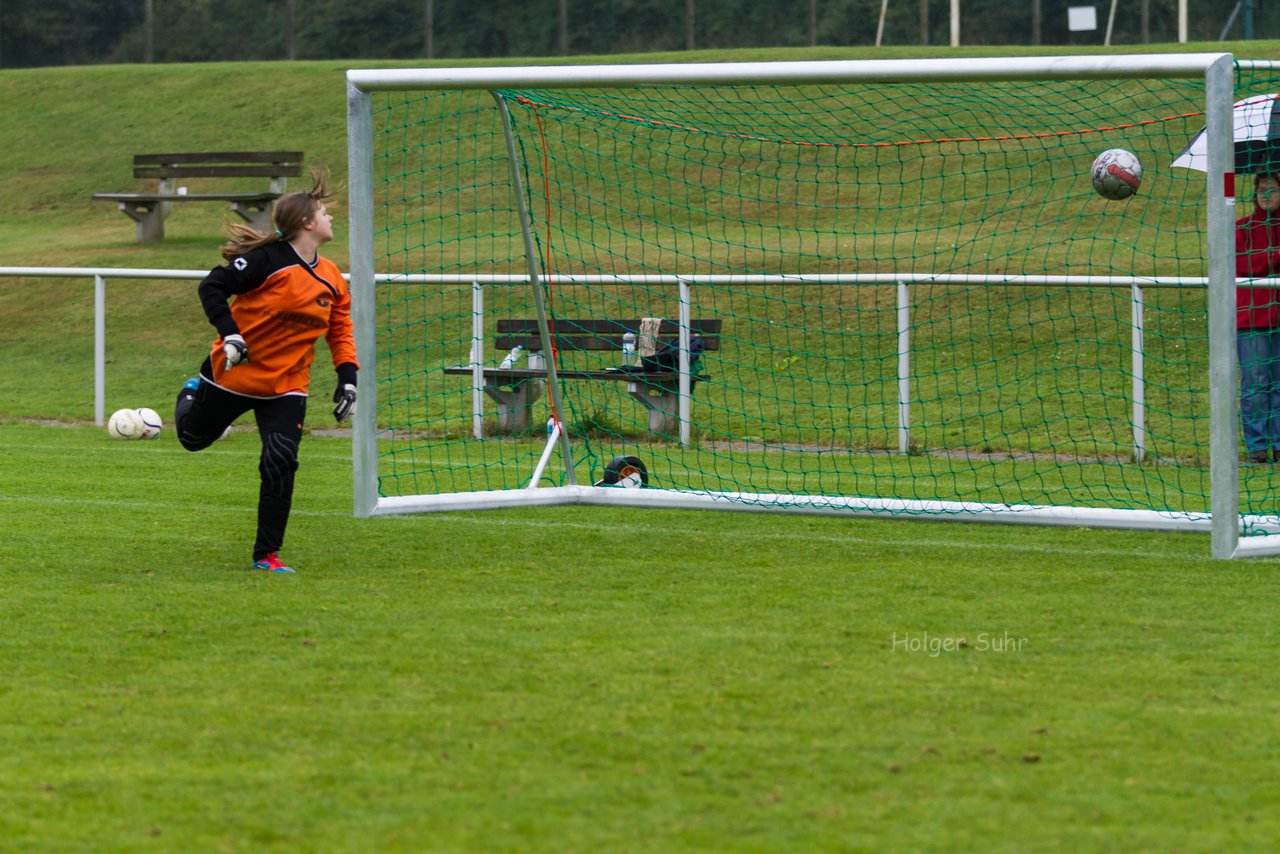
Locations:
1236;172;1280;463
174;168;358;573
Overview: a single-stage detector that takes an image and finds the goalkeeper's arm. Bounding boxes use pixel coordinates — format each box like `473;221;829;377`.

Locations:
197;251;272;339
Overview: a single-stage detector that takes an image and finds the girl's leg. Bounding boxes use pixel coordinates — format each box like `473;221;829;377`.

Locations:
251;395;307;561
175;361;252;451
1266;328;1280;454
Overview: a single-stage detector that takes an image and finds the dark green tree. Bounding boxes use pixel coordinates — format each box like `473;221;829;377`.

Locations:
0;0;1273;69
2;0;140;67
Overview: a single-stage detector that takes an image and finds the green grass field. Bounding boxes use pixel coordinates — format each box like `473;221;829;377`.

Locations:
6;42;1280;851
4;422;1280;851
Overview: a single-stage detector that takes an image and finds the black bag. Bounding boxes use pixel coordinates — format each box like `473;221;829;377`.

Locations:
639;334;705;372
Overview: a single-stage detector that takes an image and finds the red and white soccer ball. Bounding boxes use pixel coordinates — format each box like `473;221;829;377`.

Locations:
1091;148;1143;201
107;407;162;440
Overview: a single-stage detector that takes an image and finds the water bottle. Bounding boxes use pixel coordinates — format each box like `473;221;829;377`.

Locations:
498;345;523;369
622;331;637;367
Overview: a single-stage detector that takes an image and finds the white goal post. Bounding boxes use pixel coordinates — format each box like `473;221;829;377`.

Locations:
344;53;1279;559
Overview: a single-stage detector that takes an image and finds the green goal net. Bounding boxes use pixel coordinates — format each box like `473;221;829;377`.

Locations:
347;55;1280;557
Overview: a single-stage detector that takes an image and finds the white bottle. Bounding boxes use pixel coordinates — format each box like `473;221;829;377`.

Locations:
622;331;637;366
498;345;523;369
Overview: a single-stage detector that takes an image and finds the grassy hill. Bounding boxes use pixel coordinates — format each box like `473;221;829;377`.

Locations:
3;41;1280;424
4;40;1278;269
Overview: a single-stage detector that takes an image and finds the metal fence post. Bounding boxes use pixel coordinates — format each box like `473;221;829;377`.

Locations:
95;274;106;426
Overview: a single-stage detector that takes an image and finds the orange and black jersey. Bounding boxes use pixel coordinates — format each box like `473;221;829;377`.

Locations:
198;241;358;398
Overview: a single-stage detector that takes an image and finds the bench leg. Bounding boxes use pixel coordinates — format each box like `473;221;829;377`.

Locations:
483;381;542;434
627;383;679;434
116;201;166;244
230;200;276;232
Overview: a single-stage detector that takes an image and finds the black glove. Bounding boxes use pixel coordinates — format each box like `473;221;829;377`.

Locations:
333;363;358;423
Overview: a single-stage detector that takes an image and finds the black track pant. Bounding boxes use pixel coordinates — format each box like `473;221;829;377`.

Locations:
176;363;307;561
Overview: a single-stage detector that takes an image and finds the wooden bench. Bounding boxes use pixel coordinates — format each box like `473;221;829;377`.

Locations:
92;151;303;243
443;317;722;435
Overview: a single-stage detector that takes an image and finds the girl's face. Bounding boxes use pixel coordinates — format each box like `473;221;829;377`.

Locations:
308;203;334;243
1258;176;1280;213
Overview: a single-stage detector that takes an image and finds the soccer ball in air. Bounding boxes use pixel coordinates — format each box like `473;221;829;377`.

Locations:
107;408;144;440
1091;148;1143;201
136;408;163;440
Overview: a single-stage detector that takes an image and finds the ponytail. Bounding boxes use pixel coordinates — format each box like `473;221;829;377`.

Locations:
219;164;334;262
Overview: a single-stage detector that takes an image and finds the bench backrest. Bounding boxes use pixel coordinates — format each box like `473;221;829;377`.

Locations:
496;318;721;352
132;151;304;181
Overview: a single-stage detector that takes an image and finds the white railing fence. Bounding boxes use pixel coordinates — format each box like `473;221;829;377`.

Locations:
0;268;1211;451
2;267;207;425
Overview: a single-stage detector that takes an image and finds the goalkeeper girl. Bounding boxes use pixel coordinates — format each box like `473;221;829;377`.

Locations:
174;168;358;573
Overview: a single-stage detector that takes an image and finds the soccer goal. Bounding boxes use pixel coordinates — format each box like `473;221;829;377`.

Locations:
346;53;1280;559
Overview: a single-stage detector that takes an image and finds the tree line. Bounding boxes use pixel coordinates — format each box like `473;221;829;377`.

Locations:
0;0;1272;69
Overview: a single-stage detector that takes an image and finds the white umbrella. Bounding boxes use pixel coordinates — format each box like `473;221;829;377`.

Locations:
1172;93;1280;174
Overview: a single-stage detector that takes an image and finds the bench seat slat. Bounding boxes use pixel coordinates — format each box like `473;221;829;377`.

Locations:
496;318;721;352
442;365;709;382
134;165;303;180
497;318;721;335
91;192;281;203
133;151;303;164
496;335;720;352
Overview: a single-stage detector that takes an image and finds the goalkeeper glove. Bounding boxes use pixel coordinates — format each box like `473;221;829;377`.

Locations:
222;334;250;370
333;383;357;423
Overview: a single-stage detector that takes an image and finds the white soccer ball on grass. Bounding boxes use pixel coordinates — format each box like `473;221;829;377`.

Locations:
107;408;144;440
1091;148;1143;201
